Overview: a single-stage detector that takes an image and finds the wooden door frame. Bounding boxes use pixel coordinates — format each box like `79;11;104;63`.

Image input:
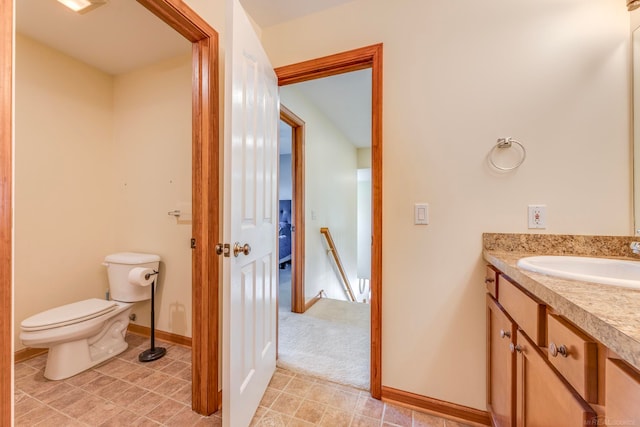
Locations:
1;0;220;419
135;0;221;415
274;43;383;398
0;0;13;424
280;105;306;314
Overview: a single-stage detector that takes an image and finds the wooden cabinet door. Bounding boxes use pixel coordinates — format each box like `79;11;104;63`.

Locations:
515;331;596;427
487;295;516;427
605;358;640;424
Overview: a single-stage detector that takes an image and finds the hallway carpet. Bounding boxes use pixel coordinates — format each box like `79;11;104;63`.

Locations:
278;297;370;390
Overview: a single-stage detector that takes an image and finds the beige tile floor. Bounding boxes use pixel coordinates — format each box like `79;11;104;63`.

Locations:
15;334;219;426
253;369;475;427
14;333;475;427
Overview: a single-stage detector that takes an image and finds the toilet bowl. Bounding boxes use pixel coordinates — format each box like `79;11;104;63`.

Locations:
20;252;161;380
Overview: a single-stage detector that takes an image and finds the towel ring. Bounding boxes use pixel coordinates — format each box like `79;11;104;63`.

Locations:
489;137;526;171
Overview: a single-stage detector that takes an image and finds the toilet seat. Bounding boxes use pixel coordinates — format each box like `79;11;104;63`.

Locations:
21;298;118;332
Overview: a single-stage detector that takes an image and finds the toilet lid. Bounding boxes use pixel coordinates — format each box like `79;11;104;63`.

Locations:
21;298;118;332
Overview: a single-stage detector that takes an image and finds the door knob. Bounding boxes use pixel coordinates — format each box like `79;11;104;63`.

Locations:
233;242;251;257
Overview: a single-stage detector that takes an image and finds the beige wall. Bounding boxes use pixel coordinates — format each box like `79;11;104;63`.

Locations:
14;34;116;349
14;35;193;350
632;8;640;29
281;86;359;301
112;54;192;336
357;148;371;169
261;0;631;410
14;0;633;413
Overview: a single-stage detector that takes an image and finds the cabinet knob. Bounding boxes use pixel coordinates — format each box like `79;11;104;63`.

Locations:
509;343;523;353
485;277;495;284
500;329;511;339
549;342;569;358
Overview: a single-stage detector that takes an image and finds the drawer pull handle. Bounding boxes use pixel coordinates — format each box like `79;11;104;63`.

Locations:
485;278;495;284
500;330;511;339
549;342;569;358
509;343;523;353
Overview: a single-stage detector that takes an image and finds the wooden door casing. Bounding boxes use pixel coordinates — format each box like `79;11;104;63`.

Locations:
274;43;383;398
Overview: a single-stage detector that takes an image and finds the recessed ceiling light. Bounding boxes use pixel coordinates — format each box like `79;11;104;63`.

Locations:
56;0;107;14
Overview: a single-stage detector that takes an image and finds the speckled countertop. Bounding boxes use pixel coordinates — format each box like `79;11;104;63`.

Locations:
483;233;640;372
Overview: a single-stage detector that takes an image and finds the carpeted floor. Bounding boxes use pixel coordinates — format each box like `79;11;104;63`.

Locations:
278;267;370;390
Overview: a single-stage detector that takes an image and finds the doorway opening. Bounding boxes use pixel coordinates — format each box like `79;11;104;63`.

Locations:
275;44;383;397
4;0;220;419
277;70;372;390
279;106;306;314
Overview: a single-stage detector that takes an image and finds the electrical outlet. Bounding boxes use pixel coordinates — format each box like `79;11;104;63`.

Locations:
528;205;546;229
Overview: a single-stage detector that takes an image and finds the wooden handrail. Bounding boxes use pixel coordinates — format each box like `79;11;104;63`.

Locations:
320;227;356;302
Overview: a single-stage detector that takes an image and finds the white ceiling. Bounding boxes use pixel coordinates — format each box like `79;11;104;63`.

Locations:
17;0;369;151
16;0;191;75
280;70;372;155
239;0;355;27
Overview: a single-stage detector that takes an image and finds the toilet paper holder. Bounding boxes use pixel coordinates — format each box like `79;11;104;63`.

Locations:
168;208;192;224
144;270;159;281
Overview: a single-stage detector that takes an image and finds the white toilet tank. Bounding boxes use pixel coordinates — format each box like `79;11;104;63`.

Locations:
104;252;161;303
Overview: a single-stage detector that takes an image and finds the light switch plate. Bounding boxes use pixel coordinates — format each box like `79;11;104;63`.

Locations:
415;203;429;225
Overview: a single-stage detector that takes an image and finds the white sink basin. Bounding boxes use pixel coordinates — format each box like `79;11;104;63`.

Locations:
516;256;640;290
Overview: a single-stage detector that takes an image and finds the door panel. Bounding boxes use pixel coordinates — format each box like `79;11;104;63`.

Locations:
223;0;279;425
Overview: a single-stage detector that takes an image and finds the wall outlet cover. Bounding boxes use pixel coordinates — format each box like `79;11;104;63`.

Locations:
528;205;546;229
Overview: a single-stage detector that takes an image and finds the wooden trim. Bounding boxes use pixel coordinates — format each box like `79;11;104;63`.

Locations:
370;43;383;400
14;348;47;364
137;0;219;416
304;290;324;311
275;43;383;399
275;44;381;86
137;0;215;42
381;386;491;426
0;0;12;424
126;324;193;348
15;324;193;363
280;105;306;314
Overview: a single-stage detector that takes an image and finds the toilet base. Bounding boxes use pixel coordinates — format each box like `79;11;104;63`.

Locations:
43;309;131;380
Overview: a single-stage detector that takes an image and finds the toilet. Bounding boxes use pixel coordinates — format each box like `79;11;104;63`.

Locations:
20;252;161;380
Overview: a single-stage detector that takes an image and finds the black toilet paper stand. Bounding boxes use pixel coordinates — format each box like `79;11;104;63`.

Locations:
139;270;166;362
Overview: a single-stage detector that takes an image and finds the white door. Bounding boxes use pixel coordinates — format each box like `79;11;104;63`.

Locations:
222;0;279;426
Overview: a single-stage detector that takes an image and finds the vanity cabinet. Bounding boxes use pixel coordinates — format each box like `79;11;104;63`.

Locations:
486;295;515;427
486;273;597;427
514;330;596;427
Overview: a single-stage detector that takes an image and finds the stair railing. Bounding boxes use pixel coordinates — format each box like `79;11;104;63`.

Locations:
320;227;356;302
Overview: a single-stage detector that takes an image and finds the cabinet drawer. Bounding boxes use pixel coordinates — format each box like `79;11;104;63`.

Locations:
547;314;598;403
498;275;545;346
605;358;640;423
485;266;498;298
